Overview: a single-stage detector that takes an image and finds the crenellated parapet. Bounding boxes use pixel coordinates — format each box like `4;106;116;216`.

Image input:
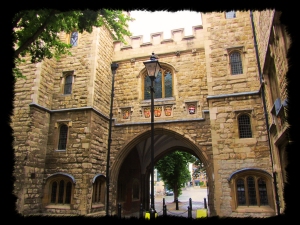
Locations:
113;25;204;62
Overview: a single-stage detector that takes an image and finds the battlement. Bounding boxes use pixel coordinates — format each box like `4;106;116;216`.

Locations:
113;25;204;61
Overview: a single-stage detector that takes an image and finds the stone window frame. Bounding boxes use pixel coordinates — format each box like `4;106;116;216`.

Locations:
92;174;106;208
224;47;247;77
61;71;75;95
141;64;175;101
43;173;75;209
228;169;275;213
54;120;72;152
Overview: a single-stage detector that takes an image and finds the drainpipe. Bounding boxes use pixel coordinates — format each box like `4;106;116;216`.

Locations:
106;63;119;216
250;10;280;215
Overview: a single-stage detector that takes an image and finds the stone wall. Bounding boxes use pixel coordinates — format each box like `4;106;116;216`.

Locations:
202;11;260;96
202;11;274;216
253;10;291;213
12;55;56;214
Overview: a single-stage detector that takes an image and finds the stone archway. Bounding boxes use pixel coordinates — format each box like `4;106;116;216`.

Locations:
110;128;215;216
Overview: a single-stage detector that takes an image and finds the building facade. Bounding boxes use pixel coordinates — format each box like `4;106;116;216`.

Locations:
12;10;290;217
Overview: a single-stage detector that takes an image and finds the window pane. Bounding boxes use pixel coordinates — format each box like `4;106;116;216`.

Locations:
238;115;252;138
58;125;68;150
58;180;65;203
65;182;72;204
64;75;73;94
154;71;162;98
144;76;151;100
51;182;57;203
247;177;257;205
230;52;243;75
70;32;78;47
226;11;236;19
236;179;246;205
258;179;268;205
164;72;172;98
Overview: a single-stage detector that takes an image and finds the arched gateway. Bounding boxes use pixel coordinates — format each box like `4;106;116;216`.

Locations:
109;128;215;216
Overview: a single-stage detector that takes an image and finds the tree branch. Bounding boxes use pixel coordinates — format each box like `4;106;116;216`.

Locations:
14;9;57;59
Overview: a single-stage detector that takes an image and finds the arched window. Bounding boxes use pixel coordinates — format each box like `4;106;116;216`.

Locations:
92;175;106;205
229;169;274;211
48;176;73;205
144;69;173;100
235;175;269;207
58;124;68;150
238;114;252;138
70;31;78;47
64;75;73;94
230;52;243;75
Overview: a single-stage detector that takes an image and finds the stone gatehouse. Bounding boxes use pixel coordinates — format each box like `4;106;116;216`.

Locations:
12;10;290;217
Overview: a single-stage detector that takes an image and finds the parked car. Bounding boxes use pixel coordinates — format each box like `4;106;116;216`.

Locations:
165;190;174;196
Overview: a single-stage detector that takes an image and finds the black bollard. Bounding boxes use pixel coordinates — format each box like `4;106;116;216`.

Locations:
188;206;192;218
204;198;207;209
163;198;165;206
189;197;192;211
175;198;179;210
118;203;121;218
140;203;143;219
163;205;167;216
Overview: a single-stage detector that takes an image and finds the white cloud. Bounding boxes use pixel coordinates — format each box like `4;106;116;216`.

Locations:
128;10;202;43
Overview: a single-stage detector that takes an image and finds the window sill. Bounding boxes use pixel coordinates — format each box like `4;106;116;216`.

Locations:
235;138;256;144
229;73;246;79
234;206;274;213
92;203;105;208
141;97;176;105
55;149;66;152
45;204;70;209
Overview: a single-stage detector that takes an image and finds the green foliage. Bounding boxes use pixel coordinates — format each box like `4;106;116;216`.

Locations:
12;9;133;79
192;158;206;179
155;151;195;199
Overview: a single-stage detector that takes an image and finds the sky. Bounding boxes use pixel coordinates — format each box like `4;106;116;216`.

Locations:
128;10;202;43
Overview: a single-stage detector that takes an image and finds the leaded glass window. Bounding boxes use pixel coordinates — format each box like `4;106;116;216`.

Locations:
49;178;72;205
165;72;172;98
64;75;73;94
238;114;252;138
236;179;246;205
51;181;57;203
258;179;268;205
92;176;105;204
144;69;173;100
230;52;243;75
70;31;78;47
58;180;65;203
234;174;271;207
58;125;68;150
247;176;257;205
154;71;162;98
